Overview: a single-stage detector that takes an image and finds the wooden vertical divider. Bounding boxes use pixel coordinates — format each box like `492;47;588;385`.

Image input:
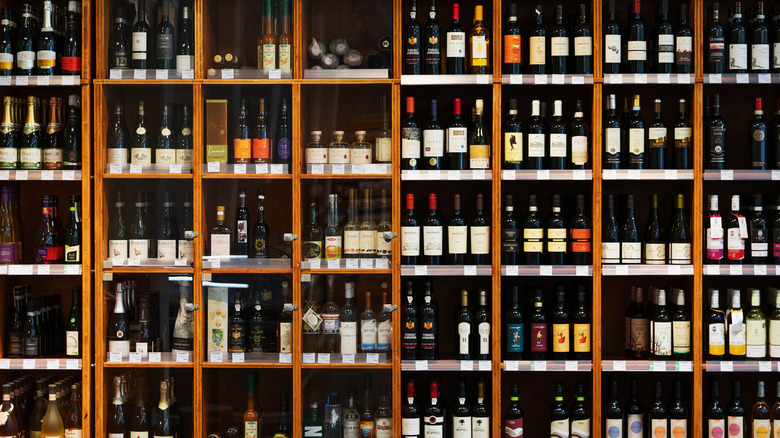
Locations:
192;80;204;438
80;79;93;438
391;0;403;434
93;80;107;438
291;81;303;438
591;81;603;438
491;80;503;438
693;1;704;436
294;0;303;79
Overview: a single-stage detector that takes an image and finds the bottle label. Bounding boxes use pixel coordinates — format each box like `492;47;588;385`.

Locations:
628;414;643;438
669;242;691;264
20;147;41;167
65;429;83;438
621;242;641;263
605;419;622;438
447;127;468;153
303;240;323;259
571;135;588;165
306;147;328;164
279;322;292;352
571;419;590;438
113;51;129;68
627;40;647;61
708;126;726;163
233;138;251;161
458;321;471;354
155;148;175;165
503;227;520;254
425;422;444;438
261;44;276;69
750;228;768;257
657;34;675;63
551;419;569;437
504;133;523;163
321;313;339;334
376;232;392;258
727;416;743;438
672;320;690;353
706;228;724;260
752;44;769;70
604;35;622;64
769;320;780;357
107;148;128;165
676;36;693;64
631;318;650;352
340;321;357;354
629;128;645;157
752;420;769;438
746;318;767;358
325;235;342;259
210;234;230;256
674;127;692;148
344;230;360;256
109;240;128;260
529;36;545;65
729;44;747;70
601;242;620;263
547;228;566;253
469;144;490;168
708;419;725;438
653;321;672;356
378;319;392;351
524;228;543;253
0;52;12;71
574;36;592;56
328;147;349;164
65;243;81;263
401;226;421;257
504;35;522;63
178;239;193;261
108;339;130;357
0;147;17;168
643;242;666;264
527;133;544;157
552;323;570;352
727;227;746;260
573;323;590;352
176;55;194;70
375;137;392;162
16;51;34;69
549;133;566;158
470;226;490;255
530;322;547;352
423;225;443;256
447;31;466;58
44;148;63;168
505;418;524;438
648;127;667;149
402;131;421;159
708;322;726;356
650;419;667;438
507;323;524;353
453;415;471;438
130;147;151;165
728;310;746;355
478;321;490;355
403;418;421;436
245;420;258;438
128;239;149;259
472;416;489;438
132;32;147;59
0;243;18;263
551;36;569;57
471;36;487;64
350;147;371;164
448;225;468;255
156;35;173;60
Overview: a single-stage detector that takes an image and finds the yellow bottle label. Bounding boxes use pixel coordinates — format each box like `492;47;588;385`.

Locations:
552;323;570;352
504;133;523;163
573;323;590;352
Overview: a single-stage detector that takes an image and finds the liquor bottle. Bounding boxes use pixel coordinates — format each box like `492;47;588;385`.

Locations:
243;375;260;438
108;283;130;359
751;2;769;73
376;189;392;261
455;289;472;360
108;101;130;165
621;195;641;264
229;297;247;353
252;98;270;164
770;292;780;358
502;195;519;265
177;191;194;262
505;385;524;438
360;291;377;353
547;100;567;170
374;386;392;438
569;194;591;265
648;381;668;437
604;0;621;74
603;194;620;264
726;379;745;438
402;380;421;437
707;4;726;72
726;195;746;263
129;100;150;167
569;100;589;169
503;3;521;75
401;282;418;360
423;100;444;170
423;194;444;265
628;95;645;169
469;100;490;169
1;385;20;438
748;194;768;263
752;381;771;438
643;194;665;264
470;194;490;264
303;200;324;260
668;194;691;264
671;289;691;359
523;194;543;265
41;383;64;437
108;191;128;261
155;0;173;69
257;0;276;71
155;103;175;167
175;3;194;71
529;5;546;74
323;193;343;260
340;389;357;438
21;96;41;169
420;283;437;359
675;4;692;73
404;0;422;74
654;0;674;73
672;99;691;169
16;5;35;75
605;380;623;438
233;99;251;164
652;289;672;358
377;291;393;353
448;194;468;264
304;403;323;438
729;2;747;72
625;378;643;438
210;206;231;257
319;277;340;354
526;100;545;169
343;189;359;259
551;287;570;360
63;195;81;263
131;0;150;68
746;288;767;360
647;99;667;169
468;5;489;74
627;0;646;73
154;380;173;438
337;283;356;355
706;378;725;437
707;94;726;169
530;290;548;360
447;98;468;170
502;99;523;170
452;379;471;438
423;381;444;437
548;5;568;74
276;392;292;438
728;290;747;360
249;189;269;258
350;130;371;165
248;292;265;353
402;97;421;170
423;0;440;74
550;382;569;437
401;194;420;265
706;289;727;360
749;98;768;170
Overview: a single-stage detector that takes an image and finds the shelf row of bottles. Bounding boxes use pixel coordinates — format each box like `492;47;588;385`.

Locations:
603;378;689;438
704;193;777;265
623;286;691;360
704;288;780;361
0;376;82;438
702;378;780;438
107;373;181;438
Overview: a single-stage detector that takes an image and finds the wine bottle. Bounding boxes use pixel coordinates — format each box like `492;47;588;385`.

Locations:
706;289;727;360
707;94;726;169
474;289;490;360
751;381;771;438
210;206;231;257
529;6;546;74
340;283;357;355
547;100;567;170
643;194;666;264
569;194;591;265
107;101;130;165
672;99;692;169
749;98;768;170
402;380;421;438
569;100;589;169
770;292;780;358
706;195;724;263
452;378;471;438
706;378;725;437
604;0;621;74
668;193;691;264
302;200;324;260
468;5;489;74
751;2;769;72
502;195;519;265
469;99;490;169
423;0;440;74
551;287;570;360
605;380;624;438
603;194;620;264
243;375;260;438
726;379;745;437
16;5;35;75
176;4;194;71
530;290;548;360
572;287;591;360
652;289;672;358
376;189;392;261
648;98;667;169
503;3;521;75
360;291;377;353
773;101;780;169
401;194;421;265
726;195;746;263
358;189;376;258
648;381;668;436
728;2;747;72
628;95;645;169
671;289;691;359
20;96;41;170
655;0;674;73
251;189;270;258
675;4;692;73
251;98;270;165
550;5;568;74
503;99;523;170
504;385;524;438
404;0;422;74
423;381;444;437
444;3;466;74
668;380;688;437
748;194;768;263
0;384;19;437
707;4;726;72
154;380;173;438
420;283;437;360
627;0;647;73
401;282;418;360
728;290;747;360
448;194;468;264
455;289;472;360
746;288;767;360
447;98;467;170
155;0;174;69
621;194;641;264
470;194;490;264
572;4;592;74
229;297;246;353
377;291;393;353
131;0;150;69
625;378;643;438
0;12;13;77
523;194;543;265
550;382;569;437
527;100;545;169
402;97;421;170
506;285;524;360
545;194;567;265
36;3;56;72
423;100;444;170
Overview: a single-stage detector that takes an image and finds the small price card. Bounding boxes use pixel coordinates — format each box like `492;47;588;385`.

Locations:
612;361;626;371
720;170;733;180
506;265;519;276
603;169;617;180
706;265;720;275
464;265;477;276
148;352;161;362
129;353;142;363
502;170;516;180
279;353;292;363
62;76;75;85
576;266;589;276
169;164;182;174
540;265;553;276
472;169;486;180
66;359;79;369
346;259;359;269
181;70;194;79
565;361;578;371
531;361;547;371
269;69;282;79
366;354;379;364
129;164;142;174
209;352;223;363
534;74;548;84
627;169;641;180
231;352;244;363
302;353;315;363
332;164;345;174
677;74;692;84
47;359;60;369
755;265;767;275
478;361;491;371
155;70;169;80
37;265;50;275
415;360;428;370
341;354;355;364
730;265;743;276
667;265;680;275
573;170;586;180
23;359;35;369
537;169;550;180
108;352;122;362
233;164;246;174
176;352;189;362
109;69;121;79
571;76;585;85
327;259;340;269
207;162;220;172
15;170;27;180
127;258;141;266
551;74;564;84
0;359;9;369
652;361;666;371
426;170;441;180
16;76;28;86
414;265;428;275
133;69;146;80
634;73;647;84
360;259;373;269
664;170;677;180
759;361;772;372
676;361;692;372
41;170;54;180
310;164;324;174
504;361;518;371
736;73;749;83
759;74;771;84
255;163;269;174
460;360;474;371
657;74;671;84
615;265;629;276
376;259;389;269
720;361;733;372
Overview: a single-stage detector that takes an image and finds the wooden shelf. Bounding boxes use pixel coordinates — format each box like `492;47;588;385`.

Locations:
400;265;493;276
501;74;594;85
0;169;82;181
401;360;494;371
603;73;694;85
602;360;694;372
602;264;694;276
602;169;694;180
402;169;492;181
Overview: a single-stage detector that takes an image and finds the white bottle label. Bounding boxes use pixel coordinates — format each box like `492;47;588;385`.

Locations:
627;40;647;61
752;44;769;70
746;319;767;358
107;148;129;165
279;322;292;352
551;37;569;57
528;133;545;157
378;319;392;350
177;239;193;261
478;322;490;355
605;35;622;63
210;234;230;256
350;148;372;164
472;416;489;438
447;31;466;58
627;414;643;438
550;133;567;157
358;230;376;255
423;226;443;256
361;319;377;351
157;240;176;261
769;319;780;357
471;36;487;59
621;242;641;263
321;313;339;333
402;138;421;159
423;129;444;158
669;243;691;264
340;321;357;354
529;36;546;65
328;147;350;164
775;44;780;68
344;230;360;256
447;127;468;153
132;32;147;59
729;44;748;70
453;415;472;438
403;418;421;436
108;240;128;260
401;226;421;256
708;419;725;438
375;138;392;162
470;226;490;255
66;331;79;356
571;419;590;438
551;418;569;437
657;34;675;63
130;148;152;165
458;322;471;354
672;321;691;353
669;419;686;438
653;321;672;356
601;242;620;263
306;147;328;164
571;136;588;165
727;416;743;438
629;128;645;155
605;419;623;438
574;36;592;56
448;225;468;255
128;239;149;260
644;242;666;264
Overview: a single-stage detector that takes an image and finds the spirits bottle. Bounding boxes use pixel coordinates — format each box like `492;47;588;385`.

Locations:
252;98;270;164
243;375;260;438
234;99;251;164
210;206;232;257
259;0;276;71
340;283;357;355
321;276;340;354
360;292;377;353
303;200;324;260
358;189;376;258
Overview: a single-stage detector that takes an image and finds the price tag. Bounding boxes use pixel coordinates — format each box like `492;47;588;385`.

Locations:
346;259;359;269
46;359;59;369
734;73;750;83
269;69;282;79
168;163;182;174
0;359;9;369
664;170;678;180
155;70;168;80
652;361;666;371
8;265;32;275
148;352;161;362
41;170;54;180
366;353;379;364
479;361;491;371
271;164;284;174
109;69;121;79
609;74;622;84
23;359;35;369
181;69;194;79
64;265;79;275
612;265;628;276
15;76;28;86
504;361;518;371
207;162;220;172
532;361;547;371
460;360;474;371
221;69;234;79
759;73;771;84
677;74;691;84
254;163;269;174
351;164;364;175
573;170;586;180
730;265;743;276
759;361;772;371
676;361;692;372
502;170;516;180
414;265;428;275
772;170;780;180
376;259;389;269
445;170;459;180
310;164;324;174
709;73;722;83
509;74;522;84
302;353;315;363
0;265;9;274
233;163;246;174
341;353;355;364
327;259;340;269
552;74;565;84
475;74;490;84
209;352;223;363
133;69;146;80
128;353;142;363
210;259;221;268
66;359;79;369
667;265;680;275
657;73;671;84
127;258;141;266
464;265;477;276
576;266;589;276
230;352;244;363
332;164;345;174
15;170;27;180
472;169;486;180
406;170;420;179
634;73;647;84
603;169;617;180
360;259;373;269
706;264;720;275
540;265;553;276
627;169;641;180
565;361;578;371
534;74;548;84
129;163;142;174
108;352;122;362
572;76;586;85
307;259;320;269
176;352;189;362
720;170;733;180
0;171;8;180
62;170;77;181
62;76;76;85
0;77;9;86
279;353;292;363
755;265;767;275
109;164;122;174
415;360;428;370
506;265;519;276
720;361;733;372
174;258;187;266
425;170;441;180
37;265;50;275
613;360;626;371
537;169;550;180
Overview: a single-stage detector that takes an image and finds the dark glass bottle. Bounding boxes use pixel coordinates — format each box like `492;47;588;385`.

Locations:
276;98;291;167
604;94;622;169
423;100;443;170
401;380;421;437
36;1;56;75
750;2;769;73
728;2;747;73
234;188;249;256
648;98;667;169
16;5;36;75
505;385;524;437
63;95;81;170
249;292;264;352
175;3;194;71
707;3;726;73
505;285;524;360
529;5;546;74
750;98;767;169
522;194;543;265
455;289;472;359
0;9;13;76
302;200;323;260
550;5;568;74
402;97;421;170
604;380;623;437
625;378;643;436
470;194;490;265
228;297;246;353
445;3;465;74
403;0;422;74
447;193;467;265
551;287;570;360
529;290;548;360
423;381;444;437
643;194;665;265
654;0;674;73
667;194;691;265
155;0;174;69
252;189;270;258
423;193;444;265
401;281;418;360
569;194;591;265
572;287;591;360
550;382;569;435
627;0;647;73
502;3;521;75
621;194;641;264
64;195;81;264
673;99;691;169
420;282;437;360
604;0;621;74
131;0;150;69
548;100;567;170
671;290;691;360
648;380;668;434
546;194;566;265
446;98;467;170
707;94;726;169
773;99;780;169
423;0;440;74
573;4;592;74
401;193;421;265
451;378;471;438
628;95;645;169
526;100;545;169
502;195;519;265
474;289;491;360
748;194;768;263
675;4;693;73
569;100;589;170
706;379;725;436
726;379;745;436
503;99;523;170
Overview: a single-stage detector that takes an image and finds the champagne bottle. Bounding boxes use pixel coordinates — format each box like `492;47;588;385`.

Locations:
20;96;41;169
108;283;130;359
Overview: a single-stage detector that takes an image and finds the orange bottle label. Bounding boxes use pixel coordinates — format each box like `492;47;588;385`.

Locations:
233;138;251;159
252;138;270;160
504;35;522;63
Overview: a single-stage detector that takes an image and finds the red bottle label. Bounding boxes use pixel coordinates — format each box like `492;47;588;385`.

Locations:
61;56;81;73
571;228;591;253
0;242;17;263
530;323;547;352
